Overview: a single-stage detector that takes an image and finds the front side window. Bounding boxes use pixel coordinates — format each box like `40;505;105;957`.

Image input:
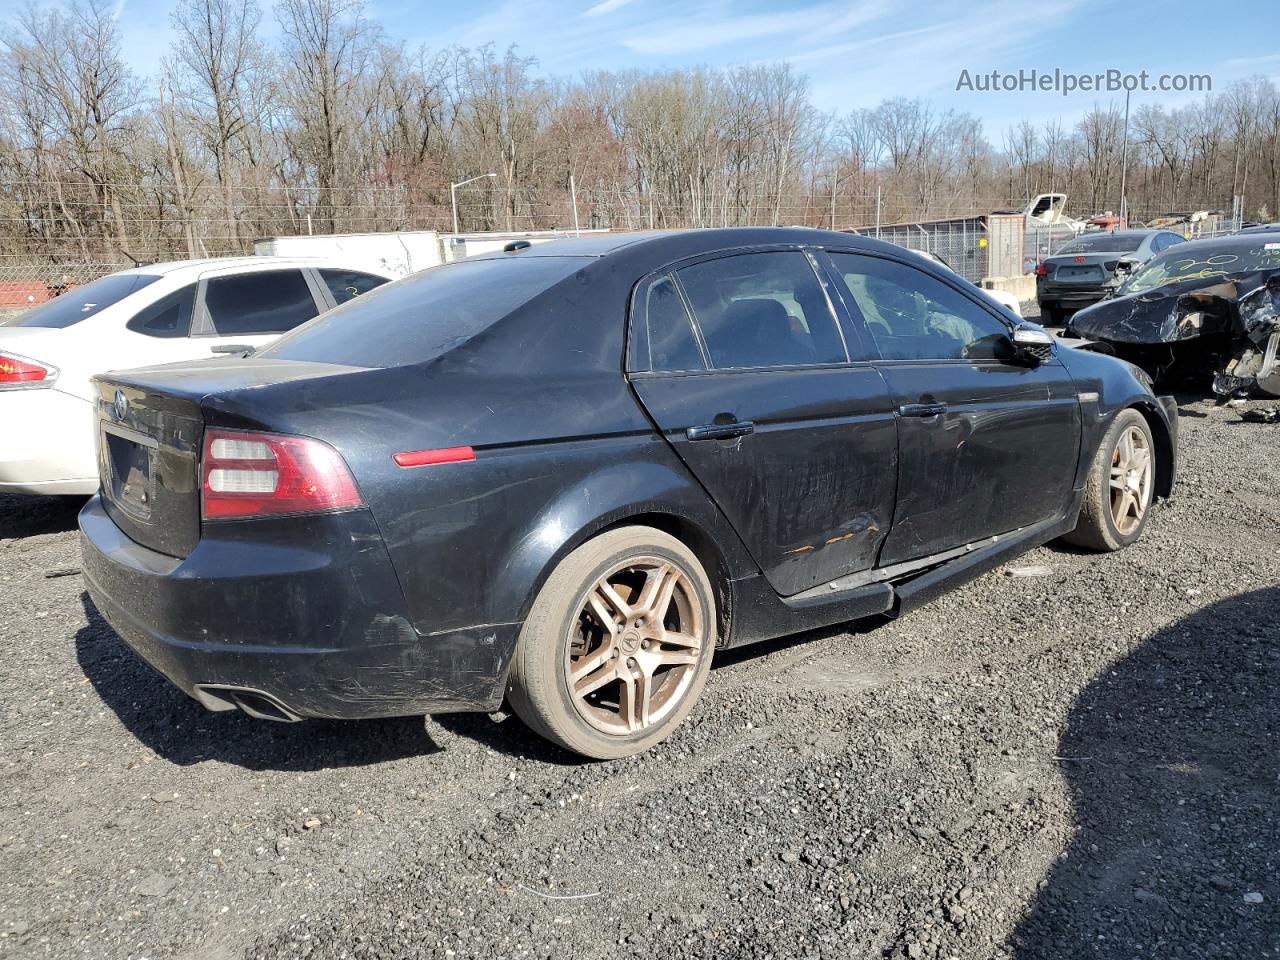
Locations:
320;269;390;305
126;284;195;338
676;252;846;369
829;253;1012;362
204;270;319;336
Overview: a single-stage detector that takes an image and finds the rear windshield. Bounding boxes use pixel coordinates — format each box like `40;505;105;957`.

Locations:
1058;234;1144;254
1124;239;1280;294
0;273;160;328
258;256;589;367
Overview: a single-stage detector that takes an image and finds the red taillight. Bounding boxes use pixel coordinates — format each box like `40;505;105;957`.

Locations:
1035;262;1050;277
201;428;362;520
0;351;55;388
1074;256;1086;263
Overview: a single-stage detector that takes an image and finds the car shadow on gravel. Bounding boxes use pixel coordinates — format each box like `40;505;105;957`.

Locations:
0;494;84;539
75;594;441;771
1011;586;1279;959
434;618;882;764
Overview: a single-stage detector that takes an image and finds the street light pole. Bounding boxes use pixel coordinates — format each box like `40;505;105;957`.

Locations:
1119;88;1131;226
450;173;496;234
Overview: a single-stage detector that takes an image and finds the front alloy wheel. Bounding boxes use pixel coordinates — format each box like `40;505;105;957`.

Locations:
1108;423;1153;536
508;527;716;759
1064;408;1157;551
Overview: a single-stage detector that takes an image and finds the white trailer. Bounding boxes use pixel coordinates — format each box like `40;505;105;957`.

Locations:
253;231;445;278
254;229;609;277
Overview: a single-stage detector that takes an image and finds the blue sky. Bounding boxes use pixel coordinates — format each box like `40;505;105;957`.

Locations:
102;0;1280;137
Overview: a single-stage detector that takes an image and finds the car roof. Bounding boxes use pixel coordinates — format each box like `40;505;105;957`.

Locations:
1079;229;1165;240
109;256;394;277
468;226;909;262
1150;233;1280;257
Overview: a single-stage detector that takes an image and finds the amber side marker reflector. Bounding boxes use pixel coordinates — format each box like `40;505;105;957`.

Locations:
393;446;476;468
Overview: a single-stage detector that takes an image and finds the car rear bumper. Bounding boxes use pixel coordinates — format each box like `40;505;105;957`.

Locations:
78;496;517;720
0;389;98;494
1038;281;1113;307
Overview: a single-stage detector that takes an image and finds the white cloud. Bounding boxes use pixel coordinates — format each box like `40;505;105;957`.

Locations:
621;1;893;56
584;0;637;16
1225;52;1280;68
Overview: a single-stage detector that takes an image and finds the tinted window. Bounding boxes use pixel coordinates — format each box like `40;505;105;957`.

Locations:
320;269;389;305
1058;234;1144;254
829;253;1012;362
1;273;160;329
260;256;589;368
126;284;195;338
205;270;319;336
639;274;704;371
676;252;845;369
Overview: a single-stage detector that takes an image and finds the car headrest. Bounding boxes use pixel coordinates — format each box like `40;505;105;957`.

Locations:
721;298;792;341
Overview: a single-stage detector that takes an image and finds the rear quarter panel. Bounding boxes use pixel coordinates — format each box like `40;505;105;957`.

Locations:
227;366;756;639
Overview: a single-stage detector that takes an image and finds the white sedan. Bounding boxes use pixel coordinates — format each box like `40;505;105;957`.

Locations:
0;257;394;495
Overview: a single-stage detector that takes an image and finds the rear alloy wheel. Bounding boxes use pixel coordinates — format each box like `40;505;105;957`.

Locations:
1063;409;1156;551
508;527;716;759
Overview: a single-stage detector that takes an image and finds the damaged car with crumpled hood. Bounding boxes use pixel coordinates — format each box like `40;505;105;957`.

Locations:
1065;233;1280;396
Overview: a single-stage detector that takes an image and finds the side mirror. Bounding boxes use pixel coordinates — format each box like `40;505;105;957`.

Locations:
1010;324;1054;366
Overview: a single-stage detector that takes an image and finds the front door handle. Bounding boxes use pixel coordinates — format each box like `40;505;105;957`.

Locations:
686;420;755;442
899;402;948;418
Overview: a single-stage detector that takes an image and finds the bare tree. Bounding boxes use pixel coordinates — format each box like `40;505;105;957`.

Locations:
275;0;378;231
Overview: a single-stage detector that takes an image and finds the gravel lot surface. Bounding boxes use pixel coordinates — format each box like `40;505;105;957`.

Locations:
1;393;1277;960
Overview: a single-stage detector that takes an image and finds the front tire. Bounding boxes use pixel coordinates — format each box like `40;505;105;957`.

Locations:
1063;409;1156;552
507;526;717;759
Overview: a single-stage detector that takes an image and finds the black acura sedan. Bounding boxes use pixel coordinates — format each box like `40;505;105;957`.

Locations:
80;228;1177;758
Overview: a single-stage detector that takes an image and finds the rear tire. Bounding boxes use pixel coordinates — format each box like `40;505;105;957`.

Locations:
1039;303;1061;326
507;526;717;759
1063;409;1156;552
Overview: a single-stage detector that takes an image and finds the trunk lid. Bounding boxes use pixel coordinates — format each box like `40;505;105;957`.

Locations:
93;375;204;558
93;357;371;558
1042;252;1122;284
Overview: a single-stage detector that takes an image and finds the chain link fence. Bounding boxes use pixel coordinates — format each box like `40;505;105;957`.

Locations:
0;263;128;310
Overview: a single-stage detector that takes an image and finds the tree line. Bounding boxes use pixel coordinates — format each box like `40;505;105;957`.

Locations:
2;0;1279;266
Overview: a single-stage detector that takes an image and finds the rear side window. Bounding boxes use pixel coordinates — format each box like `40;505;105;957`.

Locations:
260;257;589;368
676;252;846;369
204;270;319;336
126;284;195;338
1;273;160;329
637;274;704;371
320;269;389;305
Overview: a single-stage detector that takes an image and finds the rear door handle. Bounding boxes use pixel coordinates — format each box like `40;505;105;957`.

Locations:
899;402;948;418
686;420;755;442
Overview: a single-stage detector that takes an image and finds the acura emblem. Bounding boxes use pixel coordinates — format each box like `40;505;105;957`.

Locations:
113;389;128;422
